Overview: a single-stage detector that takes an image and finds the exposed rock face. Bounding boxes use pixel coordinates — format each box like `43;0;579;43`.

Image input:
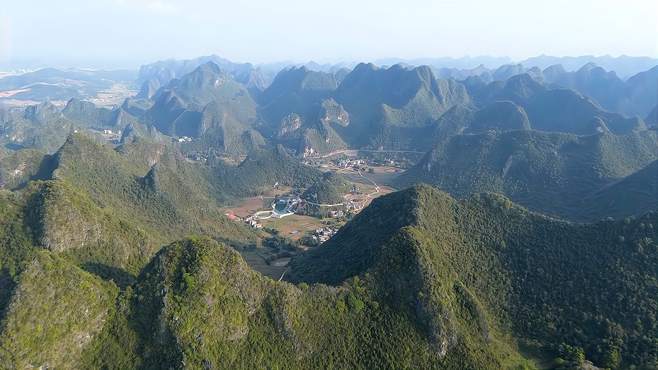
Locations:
277;113;303;139
319;99;350;127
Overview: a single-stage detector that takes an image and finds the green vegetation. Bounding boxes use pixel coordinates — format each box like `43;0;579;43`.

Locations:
398;129;658;221
96;237;531;369
0;59;657;369
291;185;658;368
301;172;351;215
210;144;323;197
334;63;469;149
146;62;259;143
0;251;118;369
0;148;45;189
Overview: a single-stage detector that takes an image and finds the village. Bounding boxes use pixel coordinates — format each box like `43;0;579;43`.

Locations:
224;151;406;233
220;150;410;278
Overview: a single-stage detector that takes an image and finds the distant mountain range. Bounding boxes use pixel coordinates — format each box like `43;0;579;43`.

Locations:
520;55;658;78
2;56;657;225
136;55;271;99
1;53;658;369
397;129;658;221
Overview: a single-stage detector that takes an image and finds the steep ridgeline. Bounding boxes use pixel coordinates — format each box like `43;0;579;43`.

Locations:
258;66;348;155
0;102;74;153
24;133;256;278
447;61;657;119
0;209;532;369
0;185;656;368
146;62;265;154
332;63;470;150
648;105;658;127
621;66;658;118
289;185;658;369
397;130;658;221
520;55;658;78
0;98;157;153
581;159;658;220
0;148;44;189
542;63;626;115
542;63;658;118
465;74;646;135
77;235;533;369
137;55;268;99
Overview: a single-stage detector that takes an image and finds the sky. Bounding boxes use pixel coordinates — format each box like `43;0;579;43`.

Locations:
0;0;657;68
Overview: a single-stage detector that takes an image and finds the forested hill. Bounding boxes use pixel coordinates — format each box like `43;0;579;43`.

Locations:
0;172;656;368
396;129;658;222
290;185;658;369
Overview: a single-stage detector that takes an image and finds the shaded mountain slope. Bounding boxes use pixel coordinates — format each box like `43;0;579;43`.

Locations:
468;74;646;135
542;63;627;114
0;250;119;369
26;134;258;274
397;130;658;221
1;183;656;368
137;54;268;98
92;236;532;369
256;67;347;155
466;101;531;133
621;66;658;117
259;66;338;125
290;185;658;368
580;159;658;220
647;105;658;126
145;62;264;155
333;63;469;148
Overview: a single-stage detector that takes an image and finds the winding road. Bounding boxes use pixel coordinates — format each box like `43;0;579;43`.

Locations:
313;149;425;159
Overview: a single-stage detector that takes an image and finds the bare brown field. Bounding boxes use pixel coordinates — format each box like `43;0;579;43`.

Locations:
221;186;292;218
223;196;270;218
261;215;326;241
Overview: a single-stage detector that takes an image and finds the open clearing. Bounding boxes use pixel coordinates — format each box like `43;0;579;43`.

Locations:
260;214;326;241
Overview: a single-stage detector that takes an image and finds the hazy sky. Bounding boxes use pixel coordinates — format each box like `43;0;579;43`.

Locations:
1;0;657;68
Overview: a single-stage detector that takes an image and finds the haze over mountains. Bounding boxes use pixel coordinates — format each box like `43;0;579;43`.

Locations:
0;52;657;369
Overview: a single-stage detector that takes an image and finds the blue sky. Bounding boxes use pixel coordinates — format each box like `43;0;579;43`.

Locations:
1;0;657;68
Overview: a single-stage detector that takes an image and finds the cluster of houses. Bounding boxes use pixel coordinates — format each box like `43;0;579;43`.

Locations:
335;158;365;169
244;215;263;229
328;210;345;218
302;146;316;158
226;212;264;229
346;199;366;213
312;226;337;243
100;129;122;144
176;136;193;143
